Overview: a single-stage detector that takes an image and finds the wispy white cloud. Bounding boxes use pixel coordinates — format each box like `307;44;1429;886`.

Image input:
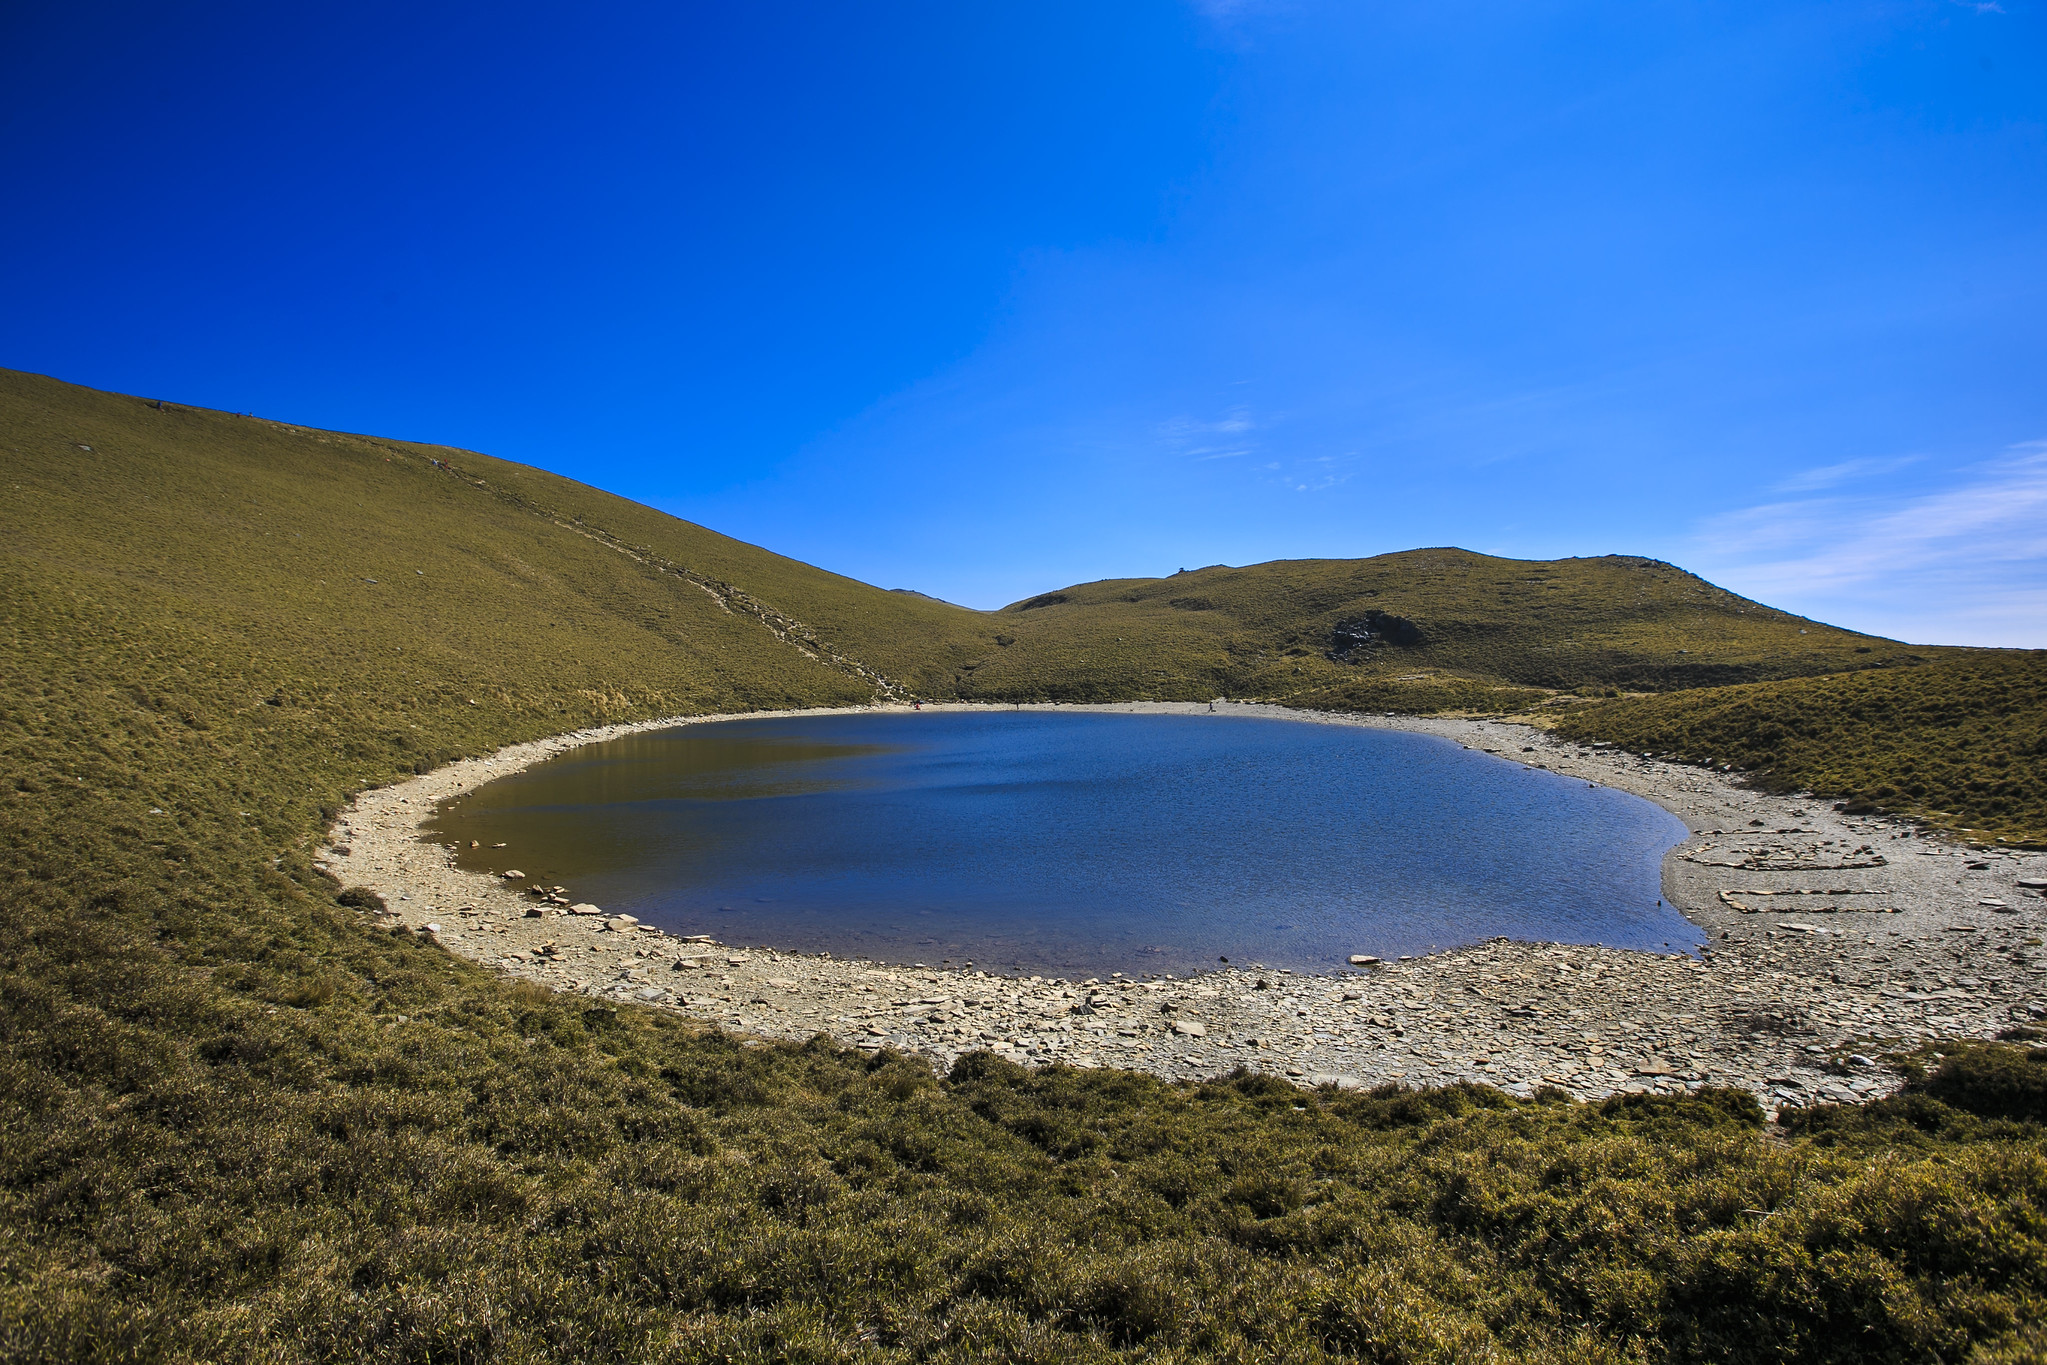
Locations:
1158;408;1253;437
1686;441;2047;646
1157;407;1259;459
1158;407;1365;494
1951;0;2006;14
1280;453;1356;494
1701;443;2047;588
1770;453;1922;494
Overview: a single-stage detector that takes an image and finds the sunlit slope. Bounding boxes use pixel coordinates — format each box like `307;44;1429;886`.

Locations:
1557;651;2047;844
0;367;990;731
947;551;1919;704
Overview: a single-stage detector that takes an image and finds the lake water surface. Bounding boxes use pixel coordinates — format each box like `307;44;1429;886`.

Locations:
428;711;1699;975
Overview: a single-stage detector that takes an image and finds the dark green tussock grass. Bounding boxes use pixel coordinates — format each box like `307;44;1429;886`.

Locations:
5;368;2046;1360
1785;1037;2047;1147
1555;651;2047;845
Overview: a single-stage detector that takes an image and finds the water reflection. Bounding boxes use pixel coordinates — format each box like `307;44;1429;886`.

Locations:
427;712;1698;976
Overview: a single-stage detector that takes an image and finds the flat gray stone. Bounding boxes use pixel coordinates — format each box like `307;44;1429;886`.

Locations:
1306;1072;1362;1090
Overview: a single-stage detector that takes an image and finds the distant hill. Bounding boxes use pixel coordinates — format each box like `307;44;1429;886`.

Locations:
2;367;1929;731
953;552;1922;708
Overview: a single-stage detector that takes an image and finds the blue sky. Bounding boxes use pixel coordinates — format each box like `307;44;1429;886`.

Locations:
4;2;2042;644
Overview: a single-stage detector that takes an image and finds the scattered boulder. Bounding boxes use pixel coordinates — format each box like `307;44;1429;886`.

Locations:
569;903;603;916
1328;610;1422;661
500;869;526;880
1348;954;1379;966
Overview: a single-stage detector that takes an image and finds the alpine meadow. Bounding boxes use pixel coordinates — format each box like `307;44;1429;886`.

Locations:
2;369;2045;1363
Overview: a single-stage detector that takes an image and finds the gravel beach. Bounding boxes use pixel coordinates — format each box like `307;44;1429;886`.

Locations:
325;701;2047;1109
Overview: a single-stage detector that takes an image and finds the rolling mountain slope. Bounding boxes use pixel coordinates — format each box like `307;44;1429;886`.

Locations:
1556;650;2047;843
0;367;993;735
2;368;2044;1359
947;552;1921;706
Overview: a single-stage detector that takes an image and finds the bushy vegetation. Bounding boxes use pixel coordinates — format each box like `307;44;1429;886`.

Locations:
5;369;2045;1360
12;956;2047;1365
1555;652;2047;845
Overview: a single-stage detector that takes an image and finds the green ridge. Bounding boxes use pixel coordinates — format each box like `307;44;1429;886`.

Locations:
4;369;2044;1361
957;550;1916;705
1556;651;2047;845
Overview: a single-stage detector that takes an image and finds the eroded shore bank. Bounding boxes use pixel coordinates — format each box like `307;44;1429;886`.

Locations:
324;701;2047;1109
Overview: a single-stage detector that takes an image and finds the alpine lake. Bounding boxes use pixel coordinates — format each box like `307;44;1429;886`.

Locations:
427;710;1700;978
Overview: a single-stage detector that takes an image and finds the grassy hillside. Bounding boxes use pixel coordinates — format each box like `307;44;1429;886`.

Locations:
4;369;2045;1360
1556;651;2047;846
943;552;1921;707
0;367;995;729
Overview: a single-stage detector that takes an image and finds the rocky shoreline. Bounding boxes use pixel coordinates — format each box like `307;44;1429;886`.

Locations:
324;701;2047;1111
